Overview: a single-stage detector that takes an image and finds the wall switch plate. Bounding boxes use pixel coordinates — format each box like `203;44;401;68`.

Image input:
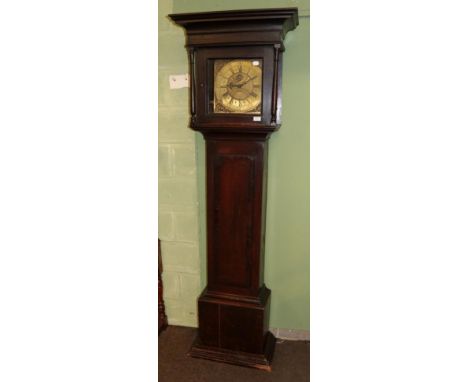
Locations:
169;74;189;89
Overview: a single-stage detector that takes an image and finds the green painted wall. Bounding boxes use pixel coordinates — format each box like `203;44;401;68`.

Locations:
167;0;310;330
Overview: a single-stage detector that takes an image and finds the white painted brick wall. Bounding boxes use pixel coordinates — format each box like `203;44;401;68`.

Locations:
158;1;201;328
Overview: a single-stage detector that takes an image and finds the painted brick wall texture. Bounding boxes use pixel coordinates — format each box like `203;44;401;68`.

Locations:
159;0;201;327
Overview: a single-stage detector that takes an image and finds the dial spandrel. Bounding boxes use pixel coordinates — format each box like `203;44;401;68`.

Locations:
213;59;262;114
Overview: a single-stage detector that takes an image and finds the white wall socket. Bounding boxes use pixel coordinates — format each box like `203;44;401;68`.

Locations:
169;74;189;89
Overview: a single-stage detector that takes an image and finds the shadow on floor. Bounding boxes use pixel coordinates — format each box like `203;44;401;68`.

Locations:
159;326;310;382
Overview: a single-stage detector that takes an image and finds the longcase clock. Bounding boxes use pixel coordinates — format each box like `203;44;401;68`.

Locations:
169;8;299;371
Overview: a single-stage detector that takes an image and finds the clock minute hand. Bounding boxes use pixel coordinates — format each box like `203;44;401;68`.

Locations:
228;76;258;89
236;76;257;87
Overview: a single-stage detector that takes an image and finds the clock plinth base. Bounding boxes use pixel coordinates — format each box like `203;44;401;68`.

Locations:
188;331;276;372
188;286;276;371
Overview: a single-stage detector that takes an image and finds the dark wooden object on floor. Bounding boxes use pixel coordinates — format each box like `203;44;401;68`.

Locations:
169;8;298;371
158;239;168;334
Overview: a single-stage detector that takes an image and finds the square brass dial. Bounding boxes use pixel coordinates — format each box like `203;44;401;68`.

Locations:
213;59;262;114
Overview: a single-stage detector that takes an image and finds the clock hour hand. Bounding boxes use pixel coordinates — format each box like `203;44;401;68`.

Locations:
226;82;243;89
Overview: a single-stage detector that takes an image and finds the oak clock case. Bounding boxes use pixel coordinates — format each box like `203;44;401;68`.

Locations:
169;8;299;372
